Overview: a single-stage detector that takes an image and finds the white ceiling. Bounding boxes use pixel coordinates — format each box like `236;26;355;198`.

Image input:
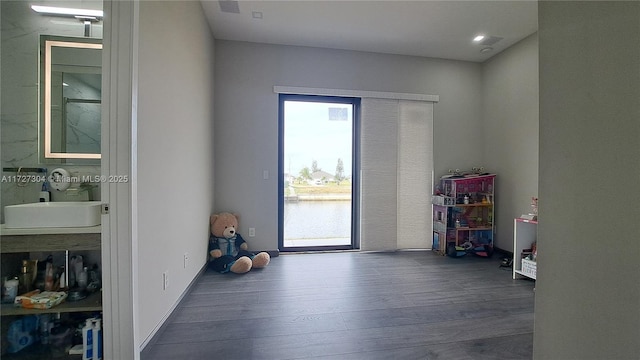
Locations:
200;1;538;63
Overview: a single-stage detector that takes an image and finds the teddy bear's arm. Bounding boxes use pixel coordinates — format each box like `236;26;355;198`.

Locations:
208;235;223;258
236;233;248;250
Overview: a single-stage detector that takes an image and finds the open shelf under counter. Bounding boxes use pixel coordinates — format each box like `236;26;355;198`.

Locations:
1;291;102;316
0;225;101;253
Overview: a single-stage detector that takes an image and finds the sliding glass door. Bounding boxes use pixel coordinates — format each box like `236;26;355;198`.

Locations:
278;95;360;251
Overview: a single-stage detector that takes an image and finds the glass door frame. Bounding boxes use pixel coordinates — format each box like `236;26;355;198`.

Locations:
278;94;361;252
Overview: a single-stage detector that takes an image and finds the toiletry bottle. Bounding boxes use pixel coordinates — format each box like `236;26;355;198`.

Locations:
59;266;67;290
44;262;54;291
82;319;94;360
74;256;84;288
39;181;51;202
19;260;33;294
40;314;51;345
78;267;88;289
92;319;102;360
3;277;19;303
69;256;77;288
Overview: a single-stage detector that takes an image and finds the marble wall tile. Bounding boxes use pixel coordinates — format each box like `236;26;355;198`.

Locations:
1;1;103;221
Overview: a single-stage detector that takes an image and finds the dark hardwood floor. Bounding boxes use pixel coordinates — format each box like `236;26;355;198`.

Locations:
141;251;534;360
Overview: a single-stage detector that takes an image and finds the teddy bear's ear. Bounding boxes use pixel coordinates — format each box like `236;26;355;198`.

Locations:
233;213;240;224
210;214;219;225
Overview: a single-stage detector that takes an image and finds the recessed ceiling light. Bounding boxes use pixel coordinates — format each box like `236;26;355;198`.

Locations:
473;35;485;42
252;11;263;19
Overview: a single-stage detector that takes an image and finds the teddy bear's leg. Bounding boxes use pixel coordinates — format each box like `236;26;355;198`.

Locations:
209;255;235;273
251;252;271;269
229;256;252;274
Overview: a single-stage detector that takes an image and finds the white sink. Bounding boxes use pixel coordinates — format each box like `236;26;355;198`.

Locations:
4;201;102;228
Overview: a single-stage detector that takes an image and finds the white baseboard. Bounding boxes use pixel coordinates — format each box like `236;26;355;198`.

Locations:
138;262;207;351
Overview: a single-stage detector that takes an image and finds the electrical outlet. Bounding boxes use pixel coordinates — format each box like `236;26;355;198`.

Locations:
183;253;189;269
163;271;169;290
263;170;269;180
248;227;255;237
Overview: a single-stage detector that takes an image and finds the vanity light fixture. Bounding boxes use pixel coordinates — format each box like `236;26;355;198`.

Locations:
473;35;485;42
31;5;103;19
32;5;102;37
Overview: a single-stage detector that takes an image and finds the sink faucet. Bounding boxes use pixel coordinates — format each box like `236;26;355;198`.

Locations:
66;182;98;201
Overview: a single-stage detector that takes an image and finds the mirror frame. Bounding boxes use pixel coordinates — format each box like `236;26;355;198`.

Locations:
42;38;102;160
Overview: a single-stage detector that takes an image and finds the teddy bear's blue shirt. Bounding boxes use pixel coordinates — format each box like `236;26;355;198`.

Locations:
210;234;246;257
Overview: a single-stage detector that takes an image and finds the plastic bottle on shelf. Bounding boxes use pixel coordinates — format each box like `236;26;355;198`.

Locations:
19;260;32;294
78;267;89;289
59;266;66;290
82;319;94;360
39;314;51;345
44;262;54;291
3;277;19;303
92;319;102;360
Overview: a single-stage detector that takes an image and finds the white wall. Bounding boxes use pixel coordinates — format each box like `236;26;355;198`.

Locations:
214;41;482;251
482;33;539;251
136;1;215;345
535;2;640;359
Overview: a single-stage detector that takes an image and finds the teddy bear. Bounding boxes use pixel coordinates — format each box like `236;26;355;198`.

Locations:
208;212;270;274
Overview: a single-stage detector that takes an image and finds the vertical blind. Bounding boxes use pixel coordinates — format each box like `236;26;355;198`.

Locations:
360;99;434;251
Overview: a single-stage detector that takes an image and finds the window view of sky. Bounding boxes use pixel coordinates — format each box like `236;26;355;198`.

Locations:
284;100;353;178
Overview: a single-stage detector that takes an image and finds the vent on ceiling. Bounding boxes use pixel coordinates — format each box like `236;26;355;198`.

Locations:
219;0;240;14
479;36;503;46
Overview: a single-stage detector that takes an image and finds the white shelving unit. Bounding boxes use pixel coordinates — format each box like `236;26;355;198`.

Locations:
513;218;537;280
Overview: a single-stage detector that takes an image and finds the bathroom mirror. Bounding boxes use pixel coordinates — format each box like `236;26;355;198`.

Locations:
40;35;102;161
